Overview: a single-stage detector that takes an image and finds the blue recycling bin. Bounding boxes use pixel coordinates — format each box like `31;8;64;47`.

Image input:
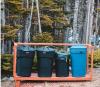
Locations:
17;46;35;77
55;52;69;77
70;45;87;77
37;47;55;77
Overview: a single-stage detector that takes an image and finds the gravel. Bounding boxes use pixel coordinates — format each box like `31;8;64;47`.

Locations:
1;68;100;87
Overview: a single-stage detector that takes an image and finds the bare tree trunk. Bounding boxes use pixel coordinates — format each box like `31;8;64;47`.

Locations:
36;0;42;33
8;40;12;54
72;0;80;43
1;0;5;54
88;0;94;44
24;0;34;42
26;0;29;9
86;0;91;44
85;0;94;44
64;0;73;44
1;0;5;26
1;34;5;54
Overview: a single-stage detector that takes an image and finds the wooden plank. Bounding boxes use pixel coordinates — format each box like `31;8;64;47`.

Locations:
13;43;93;81
14;74;92;81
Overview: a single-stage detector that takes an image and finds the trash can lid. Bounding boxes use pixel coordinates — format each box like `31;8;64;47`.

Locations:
56;52;67;60
57;52;67;56
70;45;87;54
17;45;35;51
37;46;55;52
70;45;86;48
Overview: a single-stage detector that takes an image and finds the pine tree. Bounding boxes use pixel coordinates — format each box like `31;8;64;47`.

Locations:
1;0;25;40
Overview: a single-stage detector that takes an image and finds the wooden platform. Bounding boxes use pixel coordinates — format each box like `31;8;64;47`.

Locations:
14;72;92;81
13;43;94;87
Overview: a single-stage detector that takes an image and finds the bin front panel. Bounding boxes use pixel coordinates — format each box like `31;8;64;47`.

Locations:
37;47;55;77
71;53;87;77
37;57;53;68
70;45;87;77
16;46;35;77
55;60;69;77
37;57;53;77
55;52;69;77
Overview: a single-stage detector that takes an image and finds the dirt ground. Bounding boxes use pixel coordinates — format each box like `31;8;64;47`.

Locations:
1;68;100;87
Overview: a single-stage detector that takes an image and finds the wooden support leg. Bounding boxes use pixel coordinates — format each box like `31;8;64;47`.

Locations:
15;80;20;87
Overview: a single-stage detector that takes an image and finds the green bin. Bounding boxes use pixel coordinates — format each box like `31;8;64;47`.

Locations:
55;52;69;77
37;47;55;77
17;46;35;77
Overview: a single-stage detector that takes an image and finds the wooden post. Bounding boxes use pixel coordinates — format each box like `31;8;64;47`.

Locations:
15;81;20;87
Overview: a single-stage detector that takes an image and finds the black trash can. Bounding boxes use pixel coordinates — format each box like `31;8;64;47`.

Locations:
37;47;55;77
17;45;35;77
55;52;69;77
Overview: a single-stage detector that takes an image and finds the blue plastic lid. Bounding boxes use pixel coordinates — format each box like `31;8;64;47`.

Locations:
17;45;35;51
37;47;55;52
70;45;87;54
70;45;86;49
